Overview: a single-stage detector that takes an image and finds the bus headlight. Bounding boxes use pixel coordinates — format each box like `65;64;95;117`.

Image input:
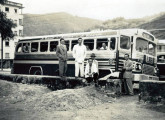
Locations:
135;63;142;71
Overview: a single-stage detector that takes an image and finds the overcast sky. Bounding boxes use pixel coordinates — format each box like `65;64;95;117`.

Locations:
11;0;165;20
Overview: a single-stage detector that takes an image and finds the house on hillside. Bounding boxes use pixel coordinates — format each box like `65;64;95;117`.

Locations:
0;0;23;68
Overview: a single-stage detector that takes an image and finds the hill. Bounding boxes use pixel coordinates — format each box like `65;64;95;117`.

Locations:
139;13;165;39
23;12;103;36
23;12;165;39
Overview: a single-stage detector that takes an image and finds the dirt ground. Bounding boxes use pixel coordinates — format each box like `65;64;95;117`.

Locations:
0;80;165;120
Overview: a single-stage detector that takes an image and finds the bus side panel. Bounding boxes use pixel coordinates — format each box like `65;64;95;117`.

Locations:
13;63;75;77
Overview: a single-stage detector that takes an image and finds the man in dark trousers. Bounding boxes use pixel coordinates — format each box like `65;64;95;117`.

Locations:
56;38;68;77
123;54;134;95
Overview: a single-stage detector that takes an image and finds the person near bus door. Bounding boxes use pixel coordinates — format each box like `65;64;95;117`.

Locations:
122;54;134;96
56;38;68;77
72;38;86;78
90;53;99;84
85;58;99;86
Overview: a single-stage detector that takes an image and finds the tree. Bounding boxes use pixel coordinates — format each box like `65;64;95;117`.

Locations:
0;0;16;70
0;0;7;4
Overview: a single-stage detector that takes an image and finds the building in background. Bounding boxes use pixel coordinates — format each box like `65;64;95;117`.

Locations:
0;0;23;68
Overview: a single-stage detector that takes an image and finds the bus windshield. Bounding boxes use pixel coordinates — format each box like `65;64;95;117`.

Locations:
136;38;156;56
120;35;131;50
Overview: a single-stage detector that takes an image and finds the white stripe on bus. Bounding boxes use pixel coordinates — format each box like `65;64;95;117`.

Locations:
14;60;111;64
14;60;74;64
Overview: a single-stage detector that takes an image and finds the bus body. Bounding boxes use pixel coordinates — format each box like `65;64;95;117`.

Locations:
157;40;165;80
13;29;159;84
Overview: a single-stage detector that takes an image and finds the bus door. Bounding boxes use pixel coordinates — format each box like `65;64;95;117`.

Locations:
118;35;132;71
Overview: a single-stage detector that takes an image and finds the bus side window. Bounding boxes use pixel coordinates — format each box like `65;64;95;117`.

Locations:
22;43;30;53
84;39;94;51
31;42;39;52
97;38;108;50
120;35;130;49
71;40;78;50
65;40;70;51
40;42;48;52
16;43;22;53
50;41;58;52
110;37;116;50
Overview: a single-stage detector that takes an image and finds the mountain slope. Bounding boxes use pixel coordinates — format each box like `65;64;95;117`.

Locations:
23;12;103;36
139;13;165;39
23;12;165;39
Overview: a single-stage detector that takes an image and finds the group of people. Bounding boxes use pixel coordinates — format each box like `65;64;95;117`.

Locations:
56;37;99;85
56;37;133;96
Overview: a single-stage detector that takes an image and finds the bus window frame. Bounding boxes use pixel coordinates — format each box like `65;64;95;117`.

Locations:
83;38;95;51
119;35;131;50
49;40;59;52
109;37;116;50
15;42;23;53
71;39;78;51
135;37;156;56
40;41;49;52
22;42;30;53
96;37;109;50
64;39;71;51
31;42;39;53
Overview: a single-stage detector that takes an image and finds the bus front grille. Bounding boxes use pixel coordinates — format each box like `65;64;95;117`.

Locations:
142;64;154;75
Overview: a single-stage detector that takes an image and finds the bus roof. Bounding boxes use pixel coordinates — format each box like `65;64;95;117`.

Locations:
19;29;155;42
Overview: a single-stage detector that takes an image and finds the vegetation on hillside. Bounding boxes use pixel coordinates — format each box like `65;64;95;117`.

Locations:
23;12;165;39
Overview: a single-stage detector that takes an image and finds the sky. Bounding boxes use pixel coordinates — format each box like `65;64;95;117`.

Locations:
11;0;165;20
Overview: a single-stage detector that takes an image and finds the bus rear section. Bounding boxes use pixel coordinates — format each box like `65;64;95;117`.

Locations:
157;53;165;80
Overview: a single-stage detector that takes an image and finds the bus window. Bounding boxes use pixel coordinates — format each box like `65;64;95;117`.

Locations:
40;42;48;52
31;42;39;52
148;42;155;56
97;38;108;50
16;43;22;53
157;45;165;52
120;36;130;50
110;37;116;50
65;40;70;51
84;39;94;51
50;41;58;52
71;40;78;50
22;43;30;53
136;38;148;53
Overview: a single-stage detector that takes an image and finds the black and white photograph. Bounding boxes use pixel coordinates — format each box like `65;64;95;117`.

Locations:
0;0;165;119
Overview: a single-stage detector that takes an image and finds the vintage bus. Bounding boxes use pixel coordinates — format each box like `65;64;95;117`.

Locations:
13;29;159;86
157;40;165;80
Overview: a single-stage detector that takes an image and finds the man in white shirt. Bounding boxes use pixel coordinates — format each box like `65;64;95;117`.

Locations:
85;58;99;84
73;38;86;78
100;43;107;50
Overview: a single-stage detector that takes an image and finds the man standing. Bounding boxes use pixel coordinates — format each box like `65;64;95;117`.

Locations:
123;54;134;95
73;38;86;78
56;38;67;77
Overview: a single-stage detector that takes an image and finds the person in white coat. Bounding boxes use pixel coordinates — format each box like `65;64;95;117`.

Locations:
72;38;86;78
